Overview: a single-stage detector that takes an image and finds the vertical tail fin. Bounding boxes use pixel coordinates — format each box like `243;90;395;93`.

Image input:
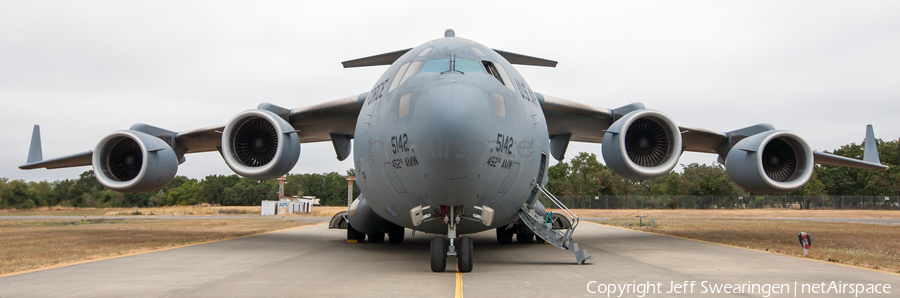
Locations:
863;125;880;164
26;125;43;164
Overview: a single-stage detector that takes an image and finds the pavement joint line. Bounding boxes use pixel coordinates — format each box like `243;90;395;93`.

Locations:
0;222;324;278
587;221;900;277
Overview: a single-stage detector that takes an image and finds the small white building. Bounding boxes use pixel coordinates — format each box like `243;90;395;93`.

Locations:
301;196;320;206
261;197;315;216
262;177;316;215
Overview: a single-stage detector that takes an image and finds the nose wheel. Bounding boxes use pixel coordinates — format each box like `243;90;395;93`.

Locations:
457;236;473;272
430;236;446;272
430;235;473;273
430;206;474;272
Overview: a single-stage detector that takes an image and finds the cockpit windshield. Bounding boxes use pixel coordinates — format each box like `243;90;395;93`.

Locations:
454;58;484;73
421;58;450;73
420;57;485;74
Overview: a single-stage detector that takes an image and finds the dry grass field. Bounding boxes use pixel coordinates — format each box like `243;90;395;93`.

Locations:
0;218;315;275
598;217;900;273
0;205;347;218
0;205;260;216
558;208;900;219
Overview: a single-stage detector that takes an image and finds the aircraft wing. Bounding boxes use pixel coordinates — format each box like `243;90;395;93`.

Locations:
20;93;367;170
539;94;725;154
537;93;886;170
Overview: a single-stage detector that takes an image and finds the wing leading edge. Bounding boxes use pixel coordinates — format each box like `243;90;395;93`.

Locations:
537;93;886;170
20;93;367;170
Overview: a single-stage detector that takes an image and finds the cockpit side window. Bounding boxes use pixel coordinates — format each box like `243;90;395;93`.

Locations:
482;61;503;85
495;63;516;93
421;58;450;73
399;60;422;86
454;58;484;73
389;62;411;92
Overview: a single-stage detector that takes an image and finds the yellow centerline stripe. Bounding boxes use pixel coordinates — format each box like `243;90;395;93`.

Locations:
456;264;464;298
0;222;322;278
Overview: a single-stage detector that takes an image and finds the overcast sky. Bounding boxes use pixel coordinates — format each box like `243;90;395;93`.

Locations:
2;1;899;182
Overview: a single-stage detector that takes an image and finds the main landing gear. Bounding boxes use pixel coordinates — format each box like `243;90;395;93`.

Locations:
431;206;474;273
346;223;405;244
496;221;543;244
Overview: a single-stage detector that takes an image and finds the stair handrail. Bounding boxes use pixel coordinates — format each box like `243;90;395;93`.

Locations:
532;182;580;242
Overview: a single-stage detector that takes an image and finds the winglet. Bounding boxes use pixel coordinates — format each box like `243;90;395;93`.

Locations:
863;124;880;164
26;125;43;164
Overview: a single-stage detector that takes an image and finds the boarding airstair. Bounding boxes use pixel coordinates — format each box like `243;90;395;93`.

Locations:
518;182;593;265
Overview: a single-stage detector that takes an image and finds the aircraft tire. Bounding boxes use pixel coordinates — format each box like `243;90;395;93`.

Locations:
388;224;404;244
347;224;365;242
368;231;385;243
496;227;513;244
517;225;535;244
458;236;474;272
517;232;534;244
431;236;447;272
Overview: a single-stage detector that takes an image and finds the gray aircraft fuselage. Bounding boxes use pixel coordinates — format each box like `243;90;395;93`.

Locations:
352;36;549;235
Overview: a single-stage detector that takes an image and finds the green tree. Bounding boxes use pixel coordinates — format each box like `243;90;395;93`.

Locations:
547;161;573;195
1;180;36;209
0;177;7;208
166;179;202;206
681;163;744;196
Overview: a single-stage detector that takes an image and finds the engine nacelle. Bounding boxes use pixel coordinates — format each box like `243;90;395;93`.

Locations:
725;130;813;193
602;109;683;180
221;109;300;180
92;130;178;193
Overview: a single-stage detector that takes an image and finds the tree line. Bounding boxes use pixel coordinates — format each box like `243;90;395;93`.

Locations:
547;138;900;198
0;170;360;209
1;138;897;209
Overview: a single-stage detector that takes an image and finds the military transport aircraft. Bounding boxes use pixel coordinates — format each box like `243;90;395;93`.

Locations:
20;29;887;273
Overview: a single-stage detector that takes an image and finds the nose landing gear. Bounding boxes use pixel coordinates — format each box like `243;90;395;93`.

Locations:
430;206;474;273
431;235;473;273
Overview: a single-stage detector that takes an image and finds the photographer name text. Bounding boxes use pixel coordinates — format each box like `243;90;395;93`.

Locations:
586;281;891;297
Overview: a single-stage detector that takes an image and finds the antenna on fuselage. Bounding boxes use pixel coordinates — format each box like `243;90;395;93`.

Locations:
444;29;455;37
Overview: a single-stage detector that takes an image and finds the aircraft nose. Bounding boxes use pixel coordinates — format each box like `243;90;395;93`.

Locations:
409;81;493;206
410;81;492;181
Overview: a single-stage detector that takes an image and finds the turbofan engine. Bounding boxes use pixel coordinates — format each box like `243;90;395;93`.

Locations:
725;130;813;193
601;110;683;180
221;109;300;180
92;130;178;193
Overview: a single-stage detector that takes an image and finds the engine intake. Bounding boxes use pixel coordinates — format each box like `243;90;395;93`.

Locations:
602;110;683;180
725;130;813;193
221;109;300;180
92;130;178;193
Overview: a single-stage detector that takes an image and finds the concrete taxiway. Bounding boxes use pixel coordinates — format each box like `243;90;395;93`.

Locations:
0;221;896;297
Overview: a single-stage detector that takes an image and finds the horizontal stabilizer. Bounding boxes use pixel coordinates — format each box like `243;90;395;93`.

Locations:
342;48;412;68
493;49;557;67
